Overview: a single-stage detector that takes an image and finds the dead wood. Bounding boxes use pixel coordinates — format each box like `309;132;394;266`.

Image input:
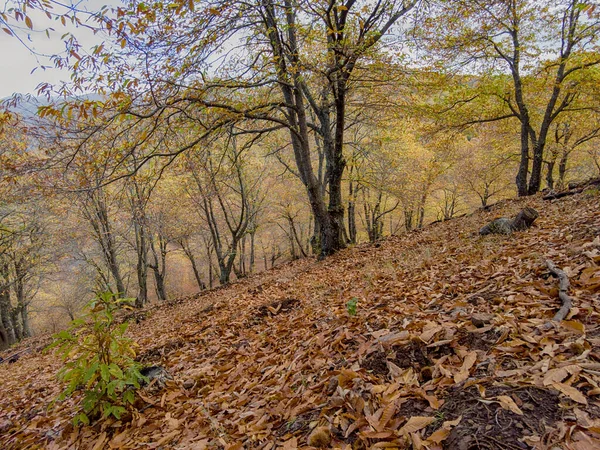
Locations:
0;349;31;364
543;177;600;200
479;207;539;235
540;259;573;330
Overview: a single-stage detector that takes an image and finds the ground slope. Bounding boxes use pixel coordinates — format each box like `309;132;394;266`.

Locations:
1;193;600;450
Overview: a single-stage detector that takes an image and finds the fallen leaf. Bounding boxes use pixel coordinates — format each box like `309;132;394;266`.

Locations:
496;395;523;415
399;416;435;435
454;351;477;383
552;382;588;404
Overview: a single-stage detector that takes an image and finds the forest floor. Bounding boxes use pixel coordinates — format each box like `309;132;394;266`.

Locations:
1;191;600;449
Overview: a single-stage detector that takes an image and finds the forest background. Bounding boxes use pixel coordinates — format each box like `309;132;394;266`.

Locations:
0;0;599;347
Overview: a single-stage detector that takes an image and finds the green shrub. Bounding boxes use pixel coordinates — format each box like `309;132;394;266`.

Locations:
47;292;146;425
346;298;358;316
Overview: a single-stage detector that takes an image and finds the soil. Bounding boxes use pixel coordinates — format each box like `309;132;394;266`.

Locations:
276;409;320;437
458;328;503;352
362;340;433;377
427;384;560;450
256;298;301;317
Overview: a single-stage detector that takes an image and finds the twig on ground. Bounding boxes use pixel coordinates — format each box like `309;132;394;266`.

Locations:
540;259;573;330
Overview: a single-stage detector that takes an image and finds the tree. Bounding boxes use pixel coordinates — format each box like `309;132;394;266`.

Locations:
545;116;600;189
0;114;50;345
183;129;265;285
423;0;600;195
41;0;419;258
462;124;517;207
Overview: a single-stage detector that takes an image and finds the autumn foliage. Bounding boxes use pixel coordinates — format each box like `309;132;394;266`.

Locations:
1;192;600;448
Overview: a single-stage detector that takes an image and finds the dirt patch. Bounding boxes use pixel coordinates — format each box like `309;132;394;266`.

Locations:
119;310;148;324
398;397;431;418
256;298;301;318
362;341;433;377
362;350;388;376
458;328;503;352
276;410;320;437
392;341;431;368
137;339;187;363
466;290;502;305
428;384;559;450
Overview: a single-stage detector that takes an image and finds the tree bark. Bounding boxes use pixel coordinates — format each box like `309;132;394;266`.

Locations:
180;240;206;291
149;234;168;301
347;176;357;244
0;288;16;346
558;152;569;189
546;160;556;190
82;190;126;296
133;218;148;308
0;325;7;351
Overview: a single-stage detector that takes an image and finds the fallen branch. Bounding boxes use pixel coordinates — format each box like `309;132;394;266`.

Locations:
0;348;30;364
543;188;585;200
543;177;600;200
540;259;573;330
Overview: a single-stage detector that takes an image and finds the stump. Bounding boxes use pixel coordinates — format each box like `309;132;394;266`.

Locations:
479;207;539;235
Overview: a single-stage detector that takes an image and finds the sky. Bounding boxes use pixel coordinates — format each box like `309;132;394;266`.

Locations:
0;0;119;98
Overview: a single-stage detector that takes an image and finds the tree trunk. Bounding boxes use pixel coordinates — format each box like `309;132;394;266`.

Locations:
20;304;31;338
417;189;429;229
558;152;569;189
11;308;22;341
546;160;556;190
0;325;7;351
404;207;414;231
528;141;545;195
516;124;530;197
249;231;256;273
153;269;167;301
180;240;206;291
347;178;357;244
0;289;16;346
134;220;148;308
14;271;30;338
149;234;168;301
263;0;344;258
87;192;126;296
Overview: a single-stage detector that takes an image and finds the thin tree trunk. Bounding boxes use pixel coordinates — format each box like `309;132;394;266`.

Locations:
558;152;569;189
528;141;545;195
134;220;148;308
0;289;16;346
149;234;168;301
546;160;556;190
180;240;206;291
249;232;256;273
348;177;357;244
516;124;530;197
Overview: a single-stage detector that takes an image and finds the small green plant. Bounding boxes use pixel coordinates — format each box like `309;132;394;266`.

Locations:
346;298;358;316
47;292;146;426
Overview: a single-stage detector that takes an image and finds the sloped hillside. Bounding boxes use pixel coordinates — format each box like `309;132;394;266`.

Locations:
1;193;600;449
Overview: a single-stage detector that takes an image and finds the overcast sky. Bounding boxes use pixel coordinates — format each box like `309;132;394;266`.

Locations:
0;0;120;98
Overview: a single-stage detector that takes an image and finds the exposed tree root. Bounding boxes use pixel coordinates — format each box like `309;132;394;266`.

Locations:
541;259;573;330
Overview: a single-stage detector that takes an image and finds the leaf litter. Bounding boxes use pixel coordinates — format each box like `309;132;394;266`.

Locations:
1;193;600;449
